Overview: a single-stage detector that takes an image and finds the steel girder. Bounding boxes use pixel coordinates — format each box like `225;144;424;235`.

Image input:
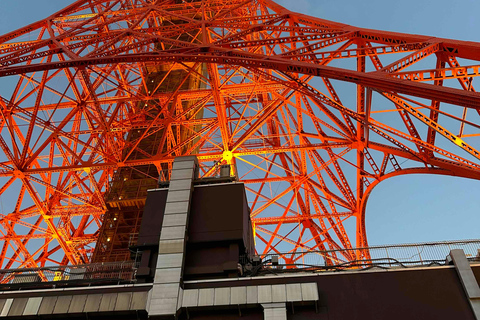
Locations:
0;0;479;268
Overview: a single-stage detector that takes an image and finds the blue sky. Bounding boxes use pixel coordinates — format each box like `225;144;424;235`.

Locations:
0;0;478;246
277;0;480;42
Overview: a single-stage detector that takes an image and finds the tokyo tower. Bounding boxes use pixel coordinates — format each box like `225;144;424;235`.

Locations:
0;0;479;269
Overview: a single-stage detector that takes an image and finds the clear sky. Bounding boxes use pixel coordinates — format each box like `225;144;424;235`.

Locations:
0;0;478;246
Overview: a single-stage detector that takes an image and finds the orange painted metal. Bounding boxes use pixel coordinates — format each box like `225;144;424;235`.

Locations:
0;0;479;268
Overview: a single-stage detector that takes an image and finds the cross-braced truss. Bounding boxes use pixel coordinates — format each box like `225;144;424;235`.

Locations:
0;0;479;269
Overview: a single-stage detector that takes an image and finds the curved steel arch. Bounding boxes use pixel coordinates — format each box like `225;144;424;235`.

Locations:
357;167;480;251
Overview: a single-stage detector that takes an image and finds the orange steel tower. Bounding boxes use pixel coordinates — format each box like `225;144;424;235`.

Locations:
0;0;480;268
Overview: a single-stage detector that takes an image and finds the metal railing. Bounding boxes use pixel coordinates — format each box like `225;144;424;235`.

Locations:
0;261;138;286
261;239;480;270
3;240;480;286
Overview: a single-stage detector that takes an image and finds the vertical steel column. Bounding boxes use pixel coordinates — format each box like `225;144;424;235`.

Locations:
147;156;198;317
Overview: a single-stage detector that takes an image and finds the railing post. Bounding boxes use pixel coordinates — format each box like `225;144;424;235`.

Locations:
385;247;391;268
417;245;423;265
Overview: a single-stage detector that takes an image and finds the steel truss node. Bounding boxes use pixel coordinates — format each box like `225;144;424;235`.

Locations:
0;0;479;269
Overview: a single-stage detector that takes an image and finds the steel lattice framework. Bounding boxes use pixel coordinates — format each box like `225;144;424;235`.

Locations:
0;0;480;269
